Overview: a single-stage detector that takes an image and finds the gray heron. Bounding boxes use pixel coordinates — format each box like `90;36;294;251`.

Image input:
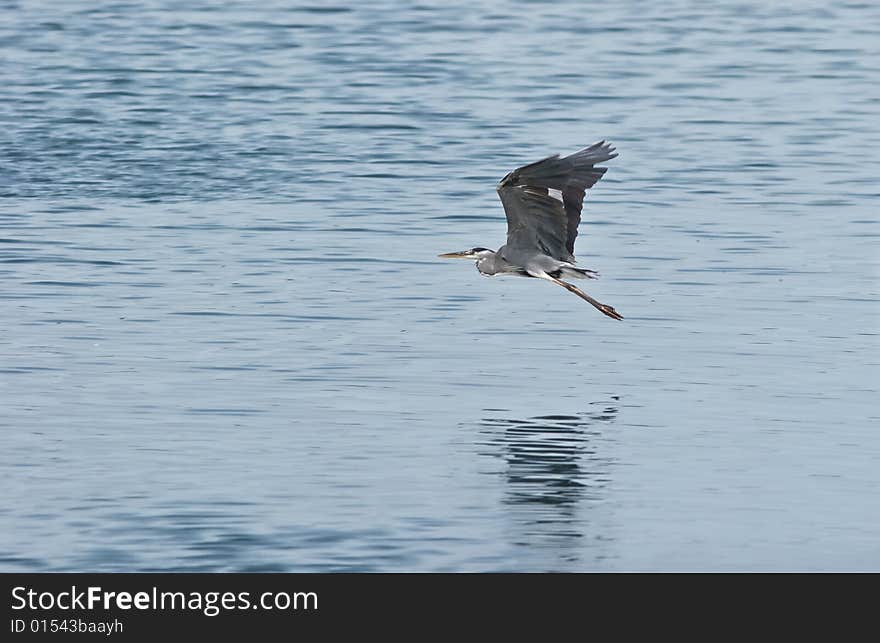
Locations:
439;140;623;320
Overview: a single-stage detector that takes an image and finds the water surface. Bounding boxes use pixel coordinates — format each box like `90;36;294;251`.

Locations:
1;0;878;571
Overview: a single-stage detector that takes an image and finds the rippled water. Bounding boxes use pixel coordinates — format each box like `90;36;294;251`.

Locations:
1;1;878;571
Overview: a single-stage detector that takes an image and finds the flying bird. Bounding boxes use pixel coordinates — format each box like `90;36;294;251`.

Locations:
439;140;623;320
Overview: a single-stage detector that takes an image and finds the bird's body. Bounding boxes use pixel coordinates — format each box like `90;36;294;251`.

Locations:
440;141;623;320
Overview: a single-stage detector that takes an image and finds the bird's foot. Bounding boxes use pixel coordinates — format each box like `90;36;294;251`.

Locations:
600;304;623;321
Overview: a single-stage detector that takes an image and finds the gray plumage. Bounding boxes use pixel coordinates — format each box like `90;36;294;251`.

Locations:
439;141;623;320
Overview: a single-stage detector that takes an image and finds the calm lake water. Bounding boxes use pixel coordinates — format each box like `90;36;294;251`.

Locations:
1;0;878;571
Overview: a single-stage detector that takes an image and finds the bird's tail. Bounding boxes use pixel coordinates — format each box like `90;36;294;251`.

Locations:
560;266;598;280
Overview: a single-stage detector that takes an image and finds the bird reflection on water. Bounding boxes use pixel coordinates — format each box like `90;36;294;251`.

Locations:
479;399;619;569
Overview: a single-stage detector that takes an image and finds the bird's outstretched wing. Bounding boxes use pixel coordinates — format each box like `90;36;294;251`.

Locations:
496;141;617;262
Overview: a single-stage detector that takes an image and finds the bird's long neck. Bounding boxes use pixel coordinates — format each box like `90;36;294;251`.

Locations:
475;250;500;275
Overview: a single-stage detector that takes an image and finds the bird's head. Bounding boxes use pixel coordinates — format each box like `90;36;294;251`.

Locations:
438;247;494;260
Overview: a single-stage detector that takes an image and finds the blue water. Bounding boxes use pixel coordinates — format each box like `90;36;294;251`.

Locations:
1;0;878;571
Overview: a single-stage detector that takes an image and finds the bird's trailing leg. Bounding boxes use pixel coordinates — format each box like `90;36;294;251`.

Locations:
538;273;623;320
